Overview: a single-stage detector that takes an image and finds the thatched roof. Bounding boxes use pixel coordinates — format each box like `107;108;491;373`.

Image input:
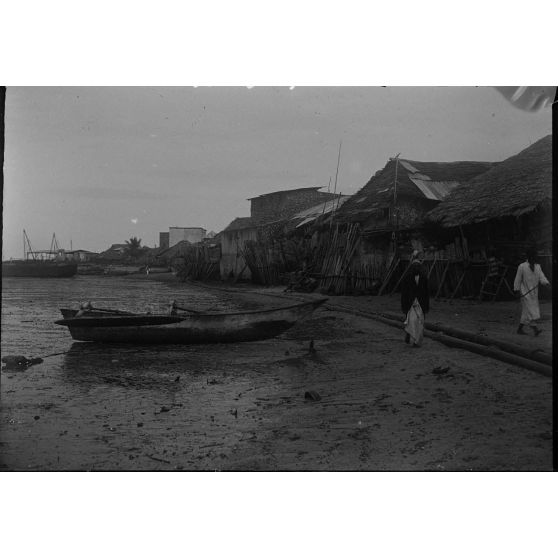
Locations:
427;135;552;227
334;157;494;224
154;240;192;259
223;217;255;232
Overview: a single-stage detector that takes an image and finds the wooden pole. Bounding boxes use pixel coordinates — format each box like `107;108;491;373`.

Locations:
329;141;342;229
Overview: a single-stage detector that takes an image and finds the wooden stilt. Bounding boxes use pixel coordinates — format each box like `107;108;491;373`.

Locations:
434;259;450;299
378;257;399;296
389;259;414;296
450;266;466;300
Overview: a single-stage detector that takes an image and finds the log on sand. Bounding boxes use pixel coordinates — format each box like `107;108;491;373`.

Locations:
376;311;552;367
328;304;552;377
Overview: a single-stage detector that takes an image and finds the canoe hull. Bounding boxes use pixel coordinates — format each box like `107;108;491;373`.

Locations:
57;299;327;344
2;260;78;278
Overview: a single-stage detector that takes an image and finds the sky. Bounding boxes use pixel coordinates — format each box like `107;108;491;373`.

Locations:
2;86;551;259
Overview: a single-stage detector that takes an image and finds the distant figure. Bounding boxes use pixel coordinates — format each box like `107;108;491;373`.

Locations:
146;266;150;276
513;247;550;336
401;261;429;347
169;300;178;316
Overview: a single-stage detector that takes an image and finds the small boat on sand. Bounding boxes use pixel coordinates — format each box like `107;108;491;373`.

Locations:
2;231;77;278
55;298;327;344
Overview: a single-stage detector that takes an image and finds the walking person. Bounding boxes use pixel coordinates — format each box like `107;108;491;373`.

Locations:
401;260;430;347
513;247;550;336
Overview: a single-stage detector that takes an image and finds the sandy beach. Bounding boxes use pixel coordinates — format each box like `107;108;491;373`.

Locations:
0;274;552;471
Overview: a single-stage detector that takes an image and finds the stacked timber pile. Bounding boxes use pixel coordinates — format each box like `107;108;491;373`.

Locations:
423;235;469;262
317;224;361;295
175;245;219;281
240;240;282;285
346;262;383;293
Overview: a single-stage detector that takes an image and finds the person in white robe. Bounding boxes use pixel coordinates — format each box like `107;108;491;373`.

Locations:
513;248;550;336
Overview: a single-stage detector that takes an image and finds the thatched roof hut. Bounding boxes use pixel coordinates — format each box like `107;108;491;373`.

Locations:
223;217;255;232
427;135;552;227
153;240;192;263
334;157;494;230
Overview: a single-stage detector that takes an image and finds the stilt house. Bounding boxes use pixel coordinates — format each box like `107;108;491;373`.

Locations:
220;187;338;281
324;156;493;295
427;134;552;299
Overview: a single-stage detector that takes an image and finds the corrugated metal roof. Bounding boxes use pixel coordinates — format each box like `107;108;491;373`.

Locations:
399;160;419;173
292;196;350;220
409;178;459;200
292;196;351;227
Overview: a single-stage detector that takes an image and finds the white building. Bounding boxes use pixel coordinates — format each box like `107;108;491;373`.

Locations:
169;227;206;247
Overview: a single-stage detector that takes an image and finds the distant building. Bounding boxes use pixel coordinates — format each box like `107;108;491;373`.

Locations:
153;240;191;266
169;227;206;247
97;243;129;261
249;186;337;223
220;186;338;280
65;250;98;262
159;232;170;250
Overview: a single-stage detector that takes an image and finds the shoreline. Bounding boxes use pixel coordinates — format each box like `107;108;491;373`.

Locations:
1;274;552;470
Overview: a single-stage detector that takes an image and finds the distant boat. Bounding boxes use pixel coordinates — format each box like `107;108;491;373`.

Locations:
55;298;328;344
2;230;78;278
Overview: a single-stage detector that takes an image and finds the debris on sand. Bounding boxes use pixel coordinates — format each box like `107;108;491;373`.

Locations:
146;454;170;464
2;355;43;370
432;366;450;375
308;340;316;355
304;390;321;401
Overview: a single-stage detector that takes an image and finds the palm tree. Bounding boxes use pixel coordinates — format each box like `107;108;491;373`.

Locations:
125;237;142;259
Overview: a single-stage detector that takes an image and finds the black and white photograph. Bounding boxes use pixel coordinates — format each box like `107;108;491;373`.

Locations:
1;85;553;472
0;3;556;557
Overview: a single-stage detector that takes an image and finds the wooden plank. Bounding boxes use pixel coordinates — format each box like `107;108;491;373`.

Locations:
450;267;467;300
389;259;414;296
378;257;399;296
434;259;450;299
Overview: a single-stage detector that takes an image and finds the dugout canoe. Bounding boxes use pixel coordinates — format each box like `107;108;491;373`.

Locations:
55;298;327;344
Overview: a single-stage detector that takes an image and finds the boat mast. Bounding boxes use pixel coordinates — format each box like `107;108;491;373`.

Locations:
23;230;35;260
50;233;59;253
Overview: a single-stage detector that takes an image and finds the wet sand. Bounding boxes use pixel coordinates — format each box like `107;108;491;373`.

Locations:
0;277;552;470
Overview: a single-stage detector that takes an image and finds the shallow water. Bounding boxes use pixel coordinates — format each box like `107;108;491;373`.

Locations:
1;275;552;471
1;275;236;355
0;275;316;470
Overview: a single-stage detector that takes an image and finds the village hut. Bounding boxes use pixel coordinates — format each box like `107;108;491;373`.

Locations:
154;239;220;281
96;243;130;262
426;134;552;299
326;156;494;295
219;217;258;280
219;187;338;282
153;240;192;267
